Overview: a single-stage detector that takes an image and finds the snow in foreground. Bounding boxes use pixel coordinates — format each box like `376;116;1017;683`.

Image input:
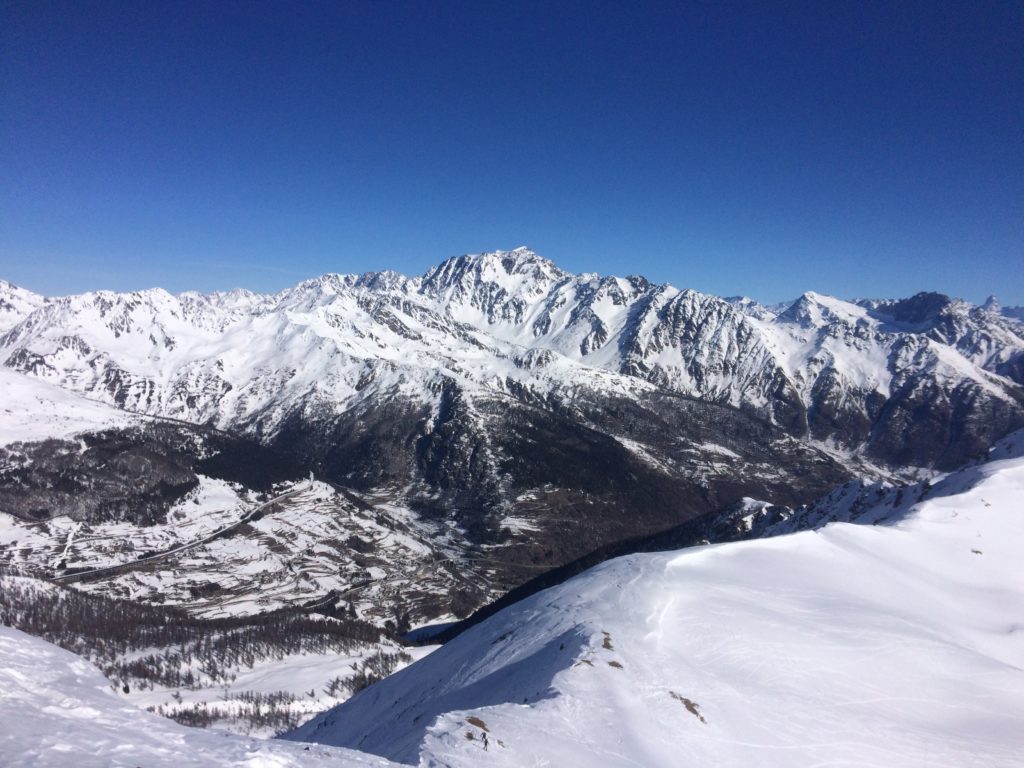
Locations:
0;625;398;767
288;439;1024;767
3;438;1023;766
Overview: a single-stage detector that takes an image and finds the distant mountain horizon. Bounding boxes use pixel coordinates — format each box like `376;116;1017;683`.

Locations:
4;246;1024;312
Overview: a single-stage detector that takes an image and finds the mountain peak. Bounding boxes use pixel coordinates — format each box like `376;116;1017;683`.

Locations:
420;248;568;297
777;291;829;326
353;269;415;292
867;291;955;327
982;295;1001;314
0;278;43;302
456;247;559;273
0;280;46;334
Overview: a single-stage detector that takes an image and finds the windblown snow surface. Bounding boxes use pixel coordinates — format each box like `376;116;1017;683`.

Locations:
0;624;399;767
287;435;1024;767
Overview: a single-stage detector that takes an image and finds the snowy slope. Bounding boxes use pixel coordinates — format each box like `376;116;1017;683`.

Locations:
0;279;44;334
0;367;141;444
0;570;431;739
19;480;494;623
288;433;1024;767
0;624;399;767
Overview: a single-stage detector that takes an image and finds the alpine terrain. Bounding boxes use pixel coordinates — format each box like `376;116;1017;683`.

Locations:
287;429;1024;767
1;249;1023;749
3;431;1022;766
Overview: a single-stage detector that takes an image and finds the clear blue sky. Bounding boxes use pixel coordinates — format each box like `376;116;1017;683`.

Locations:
1;1;1021;304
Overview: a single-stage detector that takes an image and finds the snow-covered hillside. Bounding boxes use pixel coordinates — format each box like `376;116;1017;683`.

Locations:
0;366;141;443
0;624;400;767
287;432;1024;767
0;478;494;622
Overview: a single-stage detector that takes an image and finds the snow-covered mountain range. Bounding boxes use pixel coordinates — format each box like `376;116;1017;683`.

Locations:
1;249;1023;622
2;251;1023;762
3;249;1022;469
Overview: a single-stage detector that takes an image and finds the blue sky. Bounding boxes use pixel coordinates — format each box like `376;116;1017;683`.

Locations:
1;1;1021;304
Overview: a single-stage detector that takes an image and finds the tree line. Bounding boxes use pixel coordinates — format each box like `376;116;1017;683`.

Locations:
0;569;397;693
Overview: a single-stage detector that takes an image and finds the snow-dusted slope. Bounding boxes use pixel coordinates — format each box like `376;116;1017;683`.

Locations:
0;625;399;767
1;480;492;623
288;433;1024;767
